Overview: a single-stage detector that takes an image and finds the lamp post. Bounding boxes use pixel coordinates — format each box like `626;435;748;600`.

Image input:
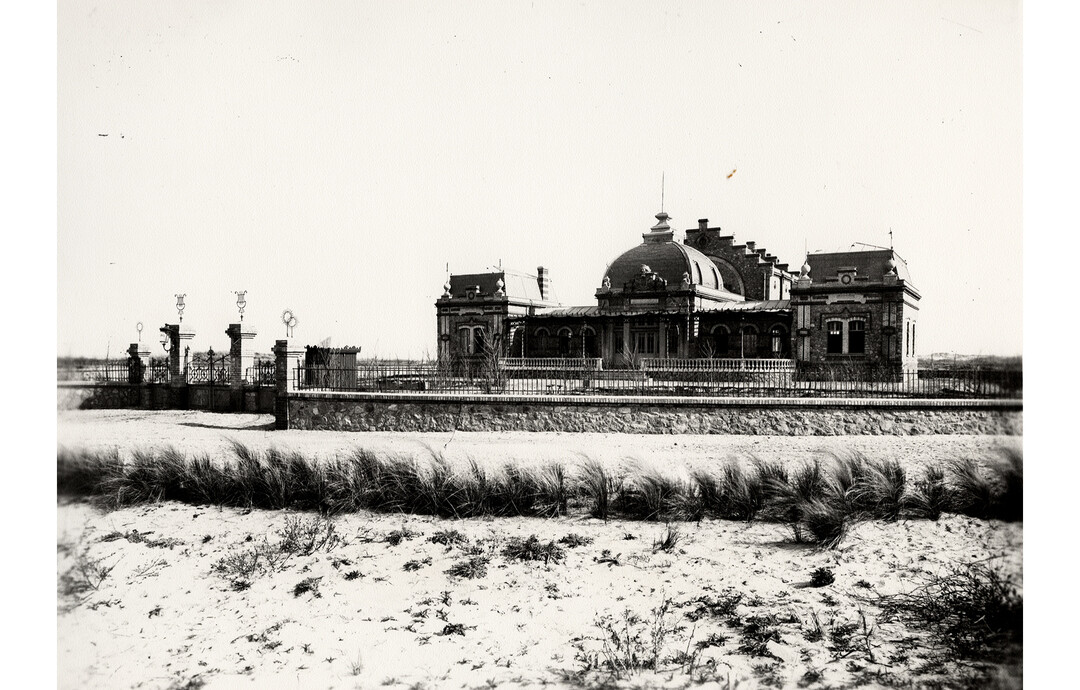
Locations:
281;309;298;338
136;321;143;342
161;332;172;353
175;294;186;323
234;291;247;322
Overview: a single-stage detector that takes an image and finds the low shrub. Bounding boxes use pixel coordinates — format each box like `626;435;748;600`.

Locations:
868;560;1022;662
501;535;566;564
445;556;490;579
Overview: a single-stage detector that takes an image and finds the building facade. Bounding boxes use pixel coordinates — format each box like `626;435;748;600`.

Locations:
436;212;920;379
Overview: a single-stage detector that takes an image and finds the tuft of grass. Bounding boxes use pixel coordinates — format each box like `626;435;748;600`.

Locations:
846;457;907;520
445;556;490;579
620;464;700;521
578;458;618;520
428;529;467;546
946;458;999;519
791;498;849;549
903;465;949;520
501;535;566;564
652;525;680;553
809;567;836;587
694;461;766;521
292;576;322;598
557;533;594;548
684;589;743;621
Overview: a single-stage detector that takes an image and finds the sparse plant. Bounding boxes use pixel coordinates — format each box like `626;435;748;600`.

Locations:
428;529;467;546
385;527;419;546
403;557;431;572
557;533;593;548
445;556;490;579
59;550;115;597
579;598;688;679
344;570;362;581
652;525;680;553
737;614;782;659
867;560;1022;662
683;589;743;621
293;576;323;598
277;515;341;555
501;535;566;564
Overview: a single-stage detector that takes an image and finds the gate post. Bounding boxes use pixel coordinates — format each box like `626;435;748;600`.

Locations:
160;324;194;408
227;323;257;411
273;339;303;430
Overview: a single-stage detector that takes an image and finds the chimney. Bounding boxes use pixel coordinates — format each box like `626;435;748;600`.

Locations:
698;219;709;230
537;266;551;301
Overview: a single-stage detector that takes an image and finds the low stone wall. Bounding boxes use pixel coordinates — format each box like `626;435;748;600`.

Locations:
57;383;274;413
285;393;1022;436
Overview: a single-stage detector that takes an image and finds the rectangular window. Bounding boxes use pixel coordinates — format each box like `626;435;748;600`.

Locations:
848;321;865;354
827;321;843;354
634;331;657;354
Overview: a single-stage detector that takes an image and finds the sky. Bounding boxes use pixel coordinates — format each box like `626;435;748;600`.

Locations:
57;0;1022;359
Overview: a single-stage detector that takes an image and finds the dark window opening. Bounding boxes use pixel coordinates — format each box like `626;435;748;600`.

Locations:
827;321;843;354
848;320;865;354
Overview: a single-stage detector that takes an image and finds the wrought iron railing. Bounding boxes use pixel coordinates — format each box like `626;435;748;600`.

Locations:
186;354;230;385
293;361;1021;399
245;361;277;386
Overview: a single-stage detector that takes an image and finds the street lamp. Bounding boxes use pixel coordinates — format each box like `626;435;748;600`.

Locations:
281;309;298;338
160;332;172;353
234;291;247;322
136;322;143;342
175;294;186;323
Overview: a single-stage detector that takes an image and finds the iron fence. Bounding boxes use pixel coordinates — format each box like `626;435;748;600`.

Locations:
294;361;1022;399
245;361;277;386
186;354;231;385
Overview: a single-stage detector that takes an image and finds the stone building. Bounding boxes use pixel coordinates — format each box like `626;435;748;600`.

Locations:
436;211;920;379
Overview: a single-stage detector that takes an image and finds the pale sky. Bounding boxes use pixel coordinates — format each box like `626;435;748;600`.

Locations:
57;0;1022;359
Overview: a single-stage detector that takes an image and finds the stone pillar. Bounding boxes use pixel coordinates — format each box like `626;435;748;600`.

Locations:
159;324;194;408
126;342;150;384
273;339;305;430
160;324;194;384
226;323;257;410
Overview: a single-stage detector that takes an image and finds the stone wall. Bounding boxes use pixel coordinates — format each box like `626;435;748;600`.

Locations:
57;383;274;413
285;394;1022;436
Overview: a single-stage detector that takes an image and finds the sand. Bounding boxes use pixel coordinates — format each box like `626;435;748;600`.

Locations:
56;410;1023;689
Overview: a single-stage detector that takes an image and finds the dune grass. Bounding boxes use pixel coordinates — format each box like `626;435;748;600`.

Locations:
57;443;1023;535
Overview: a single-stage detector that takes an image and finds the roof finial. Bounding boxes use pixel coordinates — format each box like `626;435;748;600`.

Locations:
661;172;665;212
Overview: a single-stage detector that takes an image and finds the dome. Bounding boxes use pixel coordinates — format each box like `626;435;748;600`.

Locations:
604;239;722;291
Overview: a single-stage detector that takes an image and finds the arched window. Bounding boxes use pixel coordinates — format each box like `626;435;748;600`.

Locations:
827;321;843;354
710;266;720;290
581;326;598;358
709;325;729;357
848;320;865;354
534;327;550;356
557;327;573;357
693;262;702;284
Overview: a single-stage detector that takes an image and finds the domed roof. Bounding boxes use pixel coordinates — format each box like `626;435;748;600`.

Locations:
604;235;723;291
